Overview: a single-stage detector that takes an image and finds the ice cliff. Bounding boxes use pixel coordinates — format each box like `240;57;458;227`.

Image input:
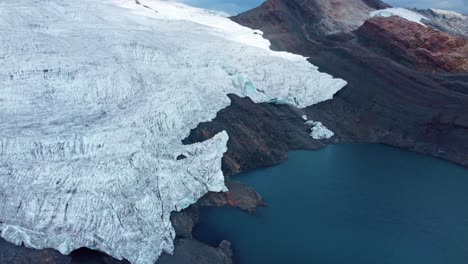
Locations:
0;0;347;263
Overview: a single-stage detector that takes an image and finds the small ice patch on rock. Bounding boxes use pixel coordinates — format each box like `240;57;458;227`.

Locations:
370;8;428;26
305;120;334;139
301;115;308;121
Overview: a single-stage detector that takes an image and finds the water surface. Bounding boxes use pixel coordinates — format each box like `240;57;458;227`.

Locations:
194;144;468;264
180;0;265;14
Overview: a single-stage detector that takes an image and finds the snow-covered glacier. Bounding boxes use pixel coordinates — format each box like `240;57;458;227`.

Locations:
0;0;347;263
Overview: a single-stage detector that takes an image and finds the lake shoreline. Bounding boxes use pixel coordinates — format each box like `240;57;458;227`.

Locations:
194;145;468;264
1;140;467;263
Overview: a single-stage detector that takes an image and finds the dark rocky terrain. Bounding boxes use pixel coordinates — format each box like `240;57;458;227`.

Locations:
232;0;468;168
2;0;468;263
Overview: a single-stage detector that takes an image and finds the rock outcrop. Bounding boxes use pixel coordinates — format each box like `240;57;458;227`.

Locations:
234;0;388;49
232;0;468;168
358;16;468;72
183;94;330;176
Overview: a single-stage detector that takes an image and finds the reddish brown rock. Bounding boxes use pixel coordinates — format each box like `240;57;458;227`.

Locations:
234;0;388;50
183;94;329;176
358;16;468;72
156;239;233;264
232;0;468;168
198;180;266;213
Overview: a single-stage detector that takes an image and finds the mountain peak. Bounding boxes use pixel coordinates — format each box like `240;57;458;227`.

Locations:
233;0;389;38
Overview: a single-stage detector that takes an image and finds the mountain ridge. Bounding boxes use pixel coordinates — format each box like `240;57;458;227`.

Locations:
231;0;468;169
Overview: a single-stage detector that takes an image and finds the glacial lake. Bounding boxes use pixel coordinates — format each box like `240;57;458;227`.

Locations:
194;144;468;264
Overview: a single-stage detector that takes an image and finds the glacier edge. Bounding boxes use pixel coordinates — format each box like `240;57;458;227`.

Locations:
0;0;347;263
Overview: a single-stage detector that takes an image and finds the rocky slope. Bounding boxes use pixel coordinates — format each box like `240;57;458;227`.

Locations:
183;94;329;176
232;0;468;168
234;0;388;49
358;16;468;72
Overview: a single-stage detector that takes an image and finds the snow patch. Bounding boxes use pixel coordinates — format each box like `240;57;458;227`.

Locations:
370;8;428;26
305;120;335;140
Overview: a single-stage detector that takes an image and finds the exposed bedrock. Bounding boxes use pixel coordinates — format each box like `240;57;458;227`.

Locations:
156;239;233;264
234;0;389;41
183;94;332;176
358;16;468;72
232;0;468;168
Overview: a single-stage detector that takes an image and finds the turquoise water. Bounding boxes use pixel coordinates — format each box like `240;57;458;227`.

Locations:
180;0;265;14
194;144;468;264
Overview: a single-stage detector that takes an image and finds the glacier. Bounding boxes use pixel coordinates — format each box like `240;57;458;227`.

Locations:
0;0;347;263
370;8;428;25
